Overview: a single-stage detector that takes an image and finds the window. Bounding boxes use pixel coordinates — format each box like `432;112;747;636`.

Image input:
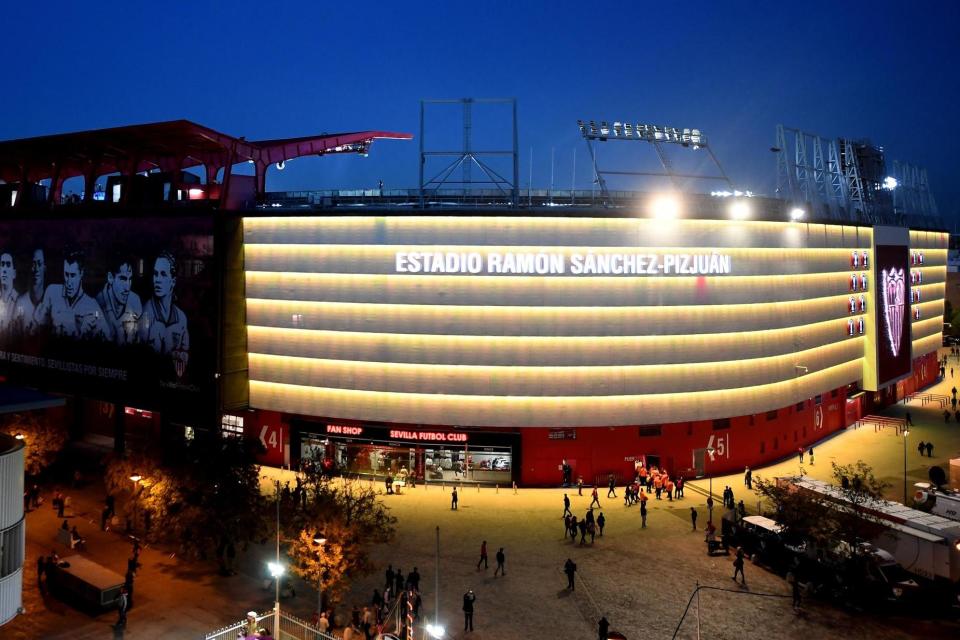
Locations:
831;389;839;398
221;414;244;438
638;426;662;437
814;395;822;405
766;410;778;421
795;401;805;412
712;418;730;430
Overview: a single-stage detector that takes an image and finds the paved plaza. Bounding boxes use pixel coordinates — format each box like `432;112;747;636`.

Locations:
4;348;960;639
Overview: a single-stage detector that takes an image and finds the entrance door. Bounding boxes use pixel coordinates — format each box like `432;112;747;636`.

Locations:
692;448;706;477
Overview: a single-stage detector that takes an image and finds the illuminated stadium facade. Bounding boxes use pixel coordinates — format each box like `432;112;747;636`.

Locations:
0;120;947;486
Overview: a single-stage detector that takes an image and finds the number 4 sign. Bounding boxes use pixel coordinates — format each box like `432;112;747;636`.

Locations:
260;425;279;449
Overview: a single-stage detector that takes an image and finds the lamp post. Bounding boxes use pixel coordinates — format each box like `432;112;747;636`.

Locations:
312;531;327;618
269;479;284;635
129;474;141;534
425;525;445;638
705;447;715;524
902;429;910;505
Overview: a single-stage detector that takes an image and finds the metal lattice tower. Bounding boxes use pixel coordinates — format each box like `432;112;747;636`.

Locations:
419;98;519;206
774;125;850;220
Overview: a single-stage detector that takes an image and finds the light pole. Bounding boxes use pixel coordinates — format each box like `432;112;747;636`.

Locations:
268;479;284;635
705;447;715;524
425;525;445;638
902;429;910;504
312;531;327;618
129;474;141;534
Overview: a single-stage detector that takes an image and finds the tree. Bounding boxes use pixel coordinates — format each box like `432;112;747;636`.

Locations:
286;525;351;609
0;411;69;477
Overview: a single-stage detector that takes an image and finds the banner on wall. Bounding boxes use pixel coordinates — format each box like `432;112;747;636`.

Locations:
0;216;215;418
875;244;912;387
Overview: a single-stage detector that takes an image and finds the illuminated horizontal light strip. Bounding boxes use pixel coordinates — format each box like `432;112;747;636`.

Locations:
246;317;857;367
913;334;942;357
245;294;865;337
912;282;946;302
911;301;945;322
248;359;864;427
244;216;874;250
908;231;950;250
911;318;944;341
903;271;947;287
245;244;871;278
245;271;862;307
247;339;862;397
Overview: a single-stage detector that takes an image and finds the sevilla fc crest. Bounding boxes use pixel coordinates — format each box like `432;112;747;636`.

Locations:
881;267;905;357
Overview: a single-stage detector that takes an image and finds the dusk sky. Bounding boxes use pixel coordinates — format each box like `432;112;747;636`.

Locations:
2;1;957;220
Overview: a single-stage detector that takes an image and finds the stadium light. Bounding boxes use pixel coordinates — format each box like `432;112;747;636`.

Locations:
426;623;446;638
789;207;806;221
649;194;680;219
728;200;750;220
882;176;898;190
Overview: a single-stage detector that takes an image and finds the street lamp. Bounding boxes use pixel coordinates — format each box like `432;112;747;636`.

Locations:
129;474;142;534
271;479;283;634
705;447;716;524
902;429;910;504
428;526;444;639
312;531;327;617
13;433;24;440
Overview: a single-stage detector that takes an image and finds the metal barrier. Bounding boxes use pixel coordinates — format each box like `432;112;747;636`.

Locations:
905;392;949;408
855;415;906;436
203;609;338;640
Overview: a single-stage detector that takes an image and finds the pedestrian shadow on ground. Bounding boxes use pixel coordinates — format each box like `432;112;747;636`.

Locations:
556;589;573;598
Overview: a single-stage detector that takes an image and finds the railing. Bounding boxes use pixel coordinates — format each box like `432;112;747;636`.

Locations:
203;609;338;640
854;414;907;436
905;392;949;408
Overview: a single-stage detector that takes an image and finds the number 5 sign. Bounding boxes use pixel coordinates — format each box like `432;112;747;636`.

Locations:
706;434;730;460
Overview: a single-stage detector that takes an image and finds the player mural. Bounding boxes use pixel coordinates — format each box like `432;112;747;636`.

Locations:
0;216;213;412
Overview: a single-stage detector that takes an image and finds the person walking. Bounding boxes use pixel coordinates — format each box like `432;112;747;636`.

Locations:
918;440;926;456
744;466;752;489
808;447;814;465
462;590;476;632
737;500;746;520
563;493;572;517
676;476;684;499
690;507;698;531
640;501;647;528
945;409;952;423
788;571;802;610
563;558;577;590
494;548;505;576
607;474;617;498
477;540;488;569
578;518;587;545
451;488;458;510
797;447;804;463
732;547;746;585
597;512;606;537
598;615;610;640
577;477;583;496
905;411;913;426
926;441;934;457
115;586;130;628
952;385;957;399
590;486;601;509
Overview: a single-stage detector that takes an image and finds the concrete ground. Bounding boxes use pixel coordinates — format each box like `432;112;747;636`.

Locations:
4;347;960;639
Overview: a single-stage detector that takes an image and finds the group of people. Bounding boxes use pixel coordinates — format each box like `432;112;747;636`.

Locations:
476;540;507;575
797;447;814;465
562;506;606;545
917;440;936;457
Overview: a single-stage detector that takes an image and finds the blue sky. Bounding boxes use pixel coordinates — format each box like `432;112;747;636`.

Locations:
2;1;957;219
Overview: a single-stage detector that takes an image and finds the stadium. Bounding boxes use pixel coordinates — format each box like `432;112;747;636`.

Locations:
0;116;947;486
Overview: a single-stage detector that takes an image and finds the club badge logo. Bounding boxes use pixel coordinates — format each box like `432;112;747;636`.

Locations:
881;267;905;357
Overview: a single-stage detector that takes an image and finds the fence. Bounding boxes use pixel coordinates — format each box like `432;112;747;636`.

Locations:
204;609;338;640
854;414;907;436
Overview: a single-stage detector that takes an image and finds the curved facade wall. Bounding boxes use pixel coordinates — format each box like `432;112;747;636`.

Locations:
0;434;24;627
245;216;947;426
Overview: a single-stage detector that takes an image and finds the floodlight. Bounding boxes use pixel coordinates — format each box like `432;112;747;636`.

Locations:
883;176;898;190
789;207;805;221
426;623;446;638
267;561;284;578
729;200;750;220
129;474;142;483
649;195;680;219
14;433;24;440
313;531;327;546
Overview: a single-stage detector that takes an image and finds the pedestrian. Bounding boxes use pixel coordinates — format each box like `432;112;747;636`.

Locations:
563;493;572;517
797;447;804;463
597;512;605;537
808;447;814;465
788;571;802;609
690;507;698;531
590;486;601;508
951;367;954;378
577;477;583;496
563;558;577;590
676;476;684;499
607;474;616;498
462;589;476;632
477;540;488;569
706;495;714;515
732;547;746;585
744;466;752;489
918;440;926;456
728;487;736;508
569;516;578;541
926;442;934;457
598;615;610;640
640;501;647;528
945;409;952;423
905;411;913;426
385;564;394;591
451;487;458;510
578;518;587;545
494;548;505;576
738;500;746;519
115;586;129;628
952;386;957;399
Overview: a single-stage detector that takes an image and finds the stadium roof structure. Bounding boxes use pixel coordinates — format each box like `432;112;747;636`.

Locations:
0;119;412;205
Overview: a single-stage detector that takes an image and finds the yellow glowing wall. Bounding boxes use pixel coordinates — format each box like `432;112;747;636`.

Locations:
241;216;947;427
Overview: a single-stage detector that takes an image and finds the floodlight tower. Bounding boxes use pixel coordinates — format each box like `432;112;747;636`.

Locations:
577;120;734;201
